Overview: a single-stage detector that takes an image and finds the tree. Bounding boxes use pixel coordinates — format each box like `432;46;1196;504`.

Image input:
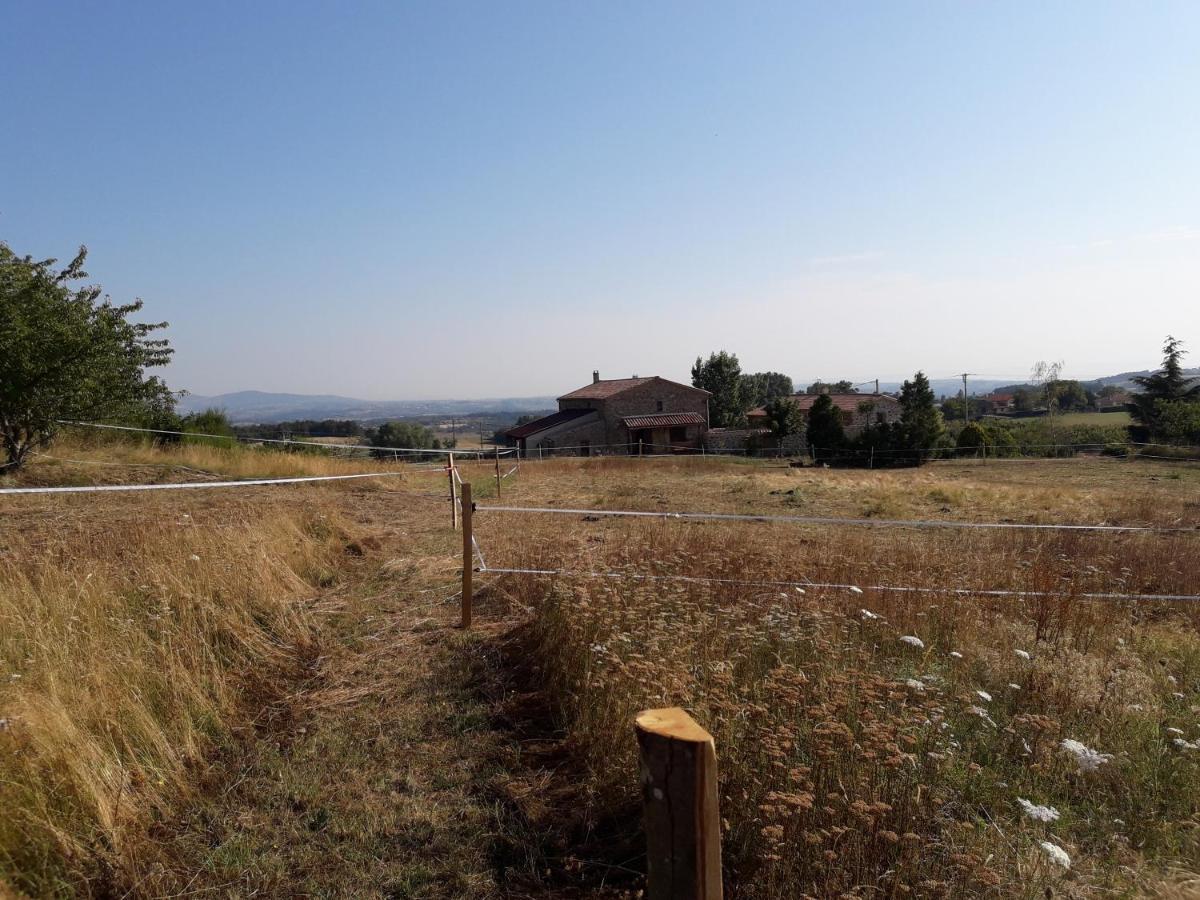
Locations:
365;421;441;457
806;380;856;394
1045;379;1088;412
956;422;989;456
762;396;805;452
692;351;744;427
1030;360;1064;415
1011;387;1036;413
1128;336;1200;440
805;393;845;461
897;371;945;463
181;408;236;447
740;372;794;410
1151;399;1200;445
0;244;174;470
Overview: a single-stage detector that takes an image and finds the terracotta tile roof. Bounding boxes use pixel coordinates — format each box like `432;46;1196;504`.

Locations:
621;412;706;429
504;408;595;439
558;376;710;401
746;393;900;417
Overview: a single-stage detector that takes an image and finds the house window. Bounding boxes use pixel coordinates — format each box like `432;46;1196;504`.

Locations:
656;400;664;412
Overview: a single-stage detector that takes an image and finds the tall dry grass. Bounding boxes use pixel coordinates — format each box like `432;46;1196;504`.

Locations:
487;497;1200;895
9;432;436;485
0;490;363;895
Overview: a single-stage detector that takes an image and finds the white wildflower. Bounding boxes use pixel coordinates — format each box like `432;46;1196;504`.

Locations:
1060;738;1112;772
589;643;607;655
949;651;963;659
1167;674;1178;685
900;635;925;650
189;554;201;562
976;690;992;703
905;679;925;692
1015;649;1031;661
860;609;881;620
1017;798;1060;822
1008;683;1021;690
1173;737;1200;750
1166;727;1184;736
1040;841;1071;869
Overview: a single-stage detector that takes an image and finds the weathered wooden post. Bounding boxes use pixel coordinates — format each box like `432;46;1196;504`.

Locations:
635;707;723;900
494;445;502;499
460;482;473;629
448;452;458;529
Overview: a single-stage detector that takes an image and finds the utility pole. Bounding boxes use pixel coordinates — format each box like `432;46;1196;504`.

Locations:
875;378;879;395
959;373;977;424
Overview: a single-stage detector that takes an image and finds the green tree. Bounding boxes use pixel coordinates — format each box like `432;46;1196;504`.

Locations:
1151;399;1200;445
1011;387;1035;413
365;421;441;457
692;351;744;427
956;422;989;456
806;380;856;394
762;396;805;452
0;244;174;470
181;408;236;447
805;393;845;461
740;372;794;409
1129;336;1200;440
898;371;945;463
1045;379;1089;412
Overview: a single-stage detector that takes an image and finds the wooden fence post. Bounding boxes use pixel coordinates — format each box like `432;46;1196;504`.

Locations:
494;446;502;499
448;452;458;529
635;708;723;900
460;482;473;629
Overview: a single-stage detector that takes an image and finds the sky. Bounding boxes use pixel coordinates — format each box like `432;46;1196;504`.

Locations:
3;2;1199;400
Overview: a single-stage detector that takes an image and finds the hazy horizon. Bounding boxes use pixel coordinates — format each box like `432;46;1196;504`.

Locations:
4;2;1198;400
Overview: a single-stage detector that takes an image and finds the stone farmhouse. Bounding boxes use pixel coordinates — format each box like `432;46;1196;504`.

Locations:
745;392;903;438
505;372;710;455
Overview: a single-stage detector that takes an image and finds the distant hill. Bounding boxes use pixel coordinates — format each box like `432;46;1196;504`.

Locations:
876;378;1018;398
985;367;1200;397
178;390;559;424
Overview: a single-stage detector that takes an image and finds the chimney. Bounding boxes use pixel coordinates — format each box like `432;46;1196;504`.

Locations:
592;370;600;384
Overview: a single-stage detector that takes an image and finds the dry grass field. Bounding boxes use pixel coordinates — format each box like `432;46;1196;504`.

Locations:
2;438;1198;897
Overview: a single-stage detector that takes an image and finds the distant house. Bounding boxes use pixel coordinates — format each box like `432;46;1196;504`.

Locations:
983;393;1016;414
1096;389;1132;411
505;372;710;455
745;392;902;438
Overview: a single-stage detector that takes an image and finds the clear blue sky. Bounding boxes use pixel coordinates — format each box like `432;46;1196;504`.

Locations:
3;2;1198;399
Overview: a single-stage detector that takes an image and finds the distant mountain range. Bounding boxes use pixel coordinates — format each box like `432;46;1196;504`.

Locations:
177;390;558;424
184;367;1200;423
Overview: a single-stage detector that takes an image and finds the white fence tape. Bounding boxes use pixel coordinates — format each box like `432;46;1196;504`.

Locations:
476;504;1195;535
479;565;1200;603
0;472;404;495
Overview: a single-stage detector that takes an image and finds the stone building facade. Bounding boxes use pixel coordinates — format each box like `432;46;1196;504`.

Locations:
506;372;710;455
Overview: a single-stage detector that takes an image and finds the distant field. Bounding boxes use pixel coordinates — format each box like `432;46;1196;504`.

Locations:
1006;410;1132;426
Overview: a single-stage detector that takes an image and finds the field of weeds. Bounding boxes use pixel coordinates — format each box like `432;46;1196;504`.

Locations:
4;439;1199;898
474;456;1200;897
0;437;454;895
